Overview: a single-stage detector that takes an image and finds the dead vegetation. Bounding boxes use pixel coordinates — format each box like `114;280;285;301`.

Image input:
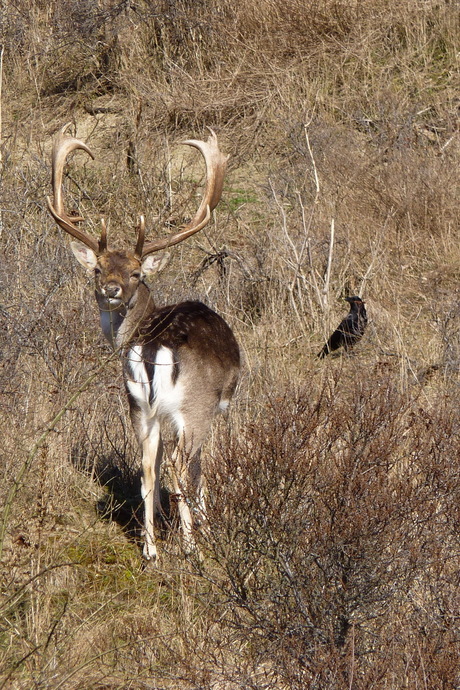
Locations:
1;0;460;687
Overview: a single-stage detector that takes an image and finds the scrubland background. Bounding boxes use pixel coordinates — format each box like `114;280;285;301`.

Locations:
1;0;460;687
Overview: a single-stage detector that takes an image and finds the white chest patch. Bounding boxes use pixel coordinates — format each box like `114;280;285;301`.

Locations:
125;345;185;434
151;346;185;430
126;345;151;407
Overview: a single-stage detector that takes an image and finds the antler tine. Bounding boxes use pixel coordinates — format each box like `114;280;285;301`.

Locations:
47;122;100;254
99;218;108;253
134;215;145;259
141;129;229;257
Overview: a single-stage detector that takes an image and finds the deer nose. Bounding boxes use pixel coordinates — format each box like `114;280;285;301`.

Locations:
103;283;122;299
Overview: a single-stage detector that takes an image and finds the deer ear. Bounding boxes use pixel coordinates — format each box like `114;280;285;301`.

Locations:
141;252;170;276
70;241;98;271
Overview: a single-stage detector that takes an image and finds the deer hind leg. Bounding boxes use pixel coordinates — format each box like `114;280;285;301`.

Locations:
188;449;206;520
170;391;233;551
141;420;163;562
169;437;194;554
168;428;209;554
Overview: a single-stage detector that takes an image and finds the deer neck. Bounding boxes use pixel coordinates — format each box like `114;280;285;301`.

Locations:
96;282;156;351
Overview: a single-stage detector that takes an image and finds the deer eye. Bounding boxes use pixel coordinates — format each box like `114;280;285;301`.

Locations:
94;266;102;276
130;270;141;281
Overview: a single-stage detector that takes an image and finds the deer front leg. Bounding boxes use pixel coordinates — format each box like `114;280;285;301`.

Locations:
141;424;163;562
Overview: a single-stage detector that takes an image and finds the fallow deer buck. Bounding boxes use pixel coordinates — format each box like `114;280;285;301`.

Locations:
47;123;240;563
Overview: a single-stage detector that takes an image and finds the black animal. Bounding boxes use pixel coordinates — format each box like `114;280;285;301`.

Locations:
318;296;367;358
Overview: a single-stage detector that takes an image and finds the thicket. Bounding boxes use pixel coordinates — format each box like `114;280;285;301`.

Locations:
1;0;460;687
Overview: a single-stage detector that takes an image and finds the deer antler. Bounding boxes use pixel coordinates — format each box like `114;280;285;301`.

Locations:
46;123;102;254
48;125;228;258
139;129;229;257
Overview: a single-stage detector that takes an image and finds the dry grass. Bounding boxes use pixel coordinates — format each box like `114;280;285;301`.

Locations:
1;0;460;687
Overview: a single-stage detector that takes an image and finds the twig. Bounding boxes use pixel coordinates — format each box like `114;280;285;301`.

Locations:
0;44;3;167
302;122;322;298
304;121;320;201
0;44;3;238
358;209;394;297
359;253;376;298
322;217;335;310
348;623;355;690
269;179;306;330
296;192;322;309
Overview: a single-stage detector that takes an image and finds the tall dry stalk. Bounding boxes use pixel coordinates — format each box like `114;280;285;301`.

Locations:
0;44;3;166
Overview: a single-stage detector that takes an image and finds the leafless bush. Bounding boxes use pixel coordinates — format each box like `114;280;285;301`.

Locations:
194;370;460;687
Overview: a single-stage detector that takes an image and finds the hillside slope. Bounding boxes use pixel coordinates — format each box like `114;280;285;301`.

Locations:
1;1;460;687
